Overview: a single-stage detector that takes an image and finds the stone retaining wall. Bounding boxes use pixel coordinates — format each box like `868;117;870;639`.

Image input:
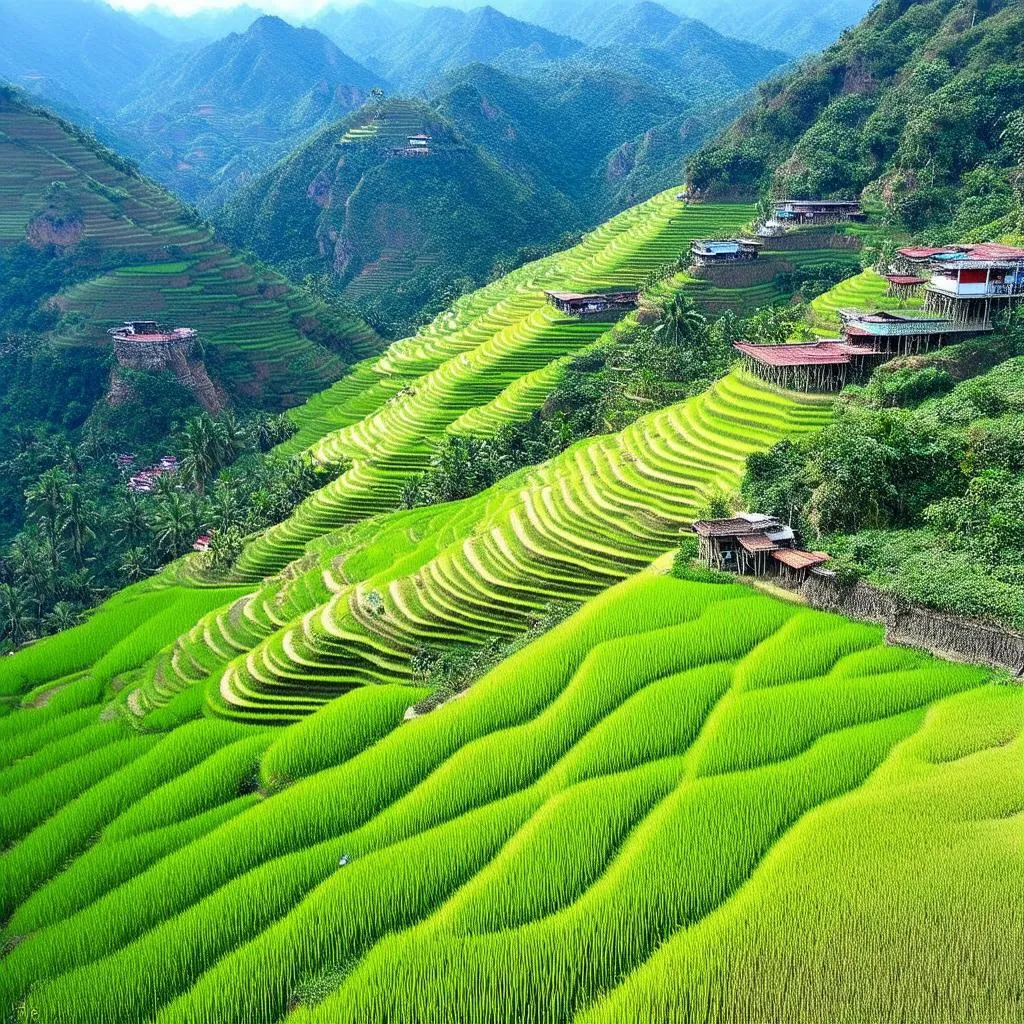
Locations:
788;575;1024;676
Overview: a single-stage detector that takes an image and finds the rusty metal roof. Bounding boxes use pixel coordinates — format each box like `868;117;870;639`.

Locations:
693;517;767;538
737;534;778;553
772;549;830;570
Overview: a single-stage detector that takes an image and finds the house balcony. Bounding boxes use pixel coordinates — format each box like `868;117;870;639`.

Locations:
927;277;1024;298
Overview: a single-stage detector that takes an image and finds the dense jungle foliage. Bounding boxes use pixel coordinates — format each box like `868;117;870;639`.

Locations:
743;312;1024;629
689;0;1024;236
0;409;341;650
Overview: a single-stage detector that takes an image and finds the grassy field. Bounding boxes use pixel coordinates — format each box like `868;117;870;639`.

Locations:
0;92;379;406
0;572;1016;1023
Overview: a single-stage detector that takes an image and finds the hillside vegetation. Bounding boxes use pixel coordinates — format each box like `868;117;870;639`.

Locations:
113;16;386;206
220;34;780;336
0;89;378;407
690;0;1024;236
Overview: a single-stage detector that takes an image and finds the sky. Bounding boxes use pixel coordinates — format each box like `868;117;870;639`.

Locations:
106;0;332;16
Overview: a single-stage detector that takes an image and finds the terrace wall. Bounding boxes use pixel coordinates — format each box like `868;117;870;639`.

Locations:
787;576;1024;677
767;231;862;252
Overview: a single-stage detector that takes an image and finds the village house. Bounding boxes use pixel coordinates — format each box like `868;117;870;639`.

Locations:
544;290;639;318
919;243;1024;325
774;199;864;224
734;305;989;393
733;339;881;392
691;513;829;581
689;238;761;267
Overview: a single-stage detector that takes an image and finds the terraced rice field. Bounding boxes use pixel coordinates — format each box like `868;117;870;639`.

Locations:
809;267;923;335
1;571;1017;1023
230;195;757;579
0;94;378;405
2;180;1018;1021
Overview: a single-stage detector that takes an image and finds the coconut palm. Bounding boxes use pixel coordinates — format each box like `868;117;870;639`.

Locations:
0;583;35;645
179;415;222;495
654;295;707;348
152;492;201;557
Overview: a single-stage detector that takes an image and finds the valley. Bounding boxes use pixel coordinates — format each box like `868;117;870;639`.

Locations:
1;0;1023;1021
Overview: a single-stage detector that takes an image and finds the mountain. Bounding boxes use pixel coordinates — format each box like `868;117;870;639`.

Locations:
217;9;784;331
0;0;166;115
559;4;788;102
688;0;1024;235
130;3;266;42
312;2;584;89
666;0;873;55
0;87;378;413
495;0;873;55
112;16;386;205
218;96;574;334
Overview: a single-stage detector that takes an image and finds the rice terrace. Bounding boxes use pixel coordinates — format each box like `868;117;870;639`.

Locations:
2;0;1024;1020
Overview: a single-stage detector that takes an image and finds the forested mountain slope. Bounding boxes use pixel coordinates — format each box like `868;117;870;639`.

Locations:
503;0;872;55
111;16;386;205
689;0;1024;235
220;34;780;335
0;90;378;408
0;0;165;116
218;96;575;335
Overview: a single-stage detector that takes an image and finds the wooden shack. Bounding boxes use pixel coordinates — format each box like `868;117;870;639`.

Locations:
774;200;864;225
772;547;831;583
692;513;794;572
692;514;829;580
544;290;639;318
733;340;881;392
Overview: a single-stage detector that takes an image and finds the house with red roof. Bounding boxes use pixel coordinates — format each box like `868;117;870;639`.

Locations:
895;243;1024;325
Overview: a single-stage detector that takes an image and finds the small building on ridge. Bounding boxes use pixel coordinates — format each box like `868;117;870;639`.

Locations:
690;238;760;267
692;513;827;580
544;290;639;318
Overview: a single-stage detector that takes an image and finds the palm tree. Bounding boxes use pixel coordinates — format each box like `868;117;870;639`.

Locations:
25;467;71;553
0;583;35;646
113;494;150;548
57;483;95;565
119;546;151;583
152;492;201;557
215;411;247;463
179;415;221;495
44;600;83;635
654;295;707;348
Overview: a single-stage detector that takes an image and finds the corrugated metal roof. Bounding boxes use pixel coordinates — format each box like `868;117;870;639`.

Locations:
733;342;876;367
772;549;830;570
737;534;778;552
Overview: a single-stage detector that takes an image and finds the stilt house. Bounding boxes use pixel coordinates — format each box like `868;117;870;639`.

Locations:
690;239;760;267
692;513;828;580
544;290;638;318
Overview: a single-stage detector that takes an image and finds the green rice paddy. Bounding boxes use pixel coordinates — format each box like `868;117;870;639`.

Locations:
0;573;1015;1023
1;189;1016;1022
